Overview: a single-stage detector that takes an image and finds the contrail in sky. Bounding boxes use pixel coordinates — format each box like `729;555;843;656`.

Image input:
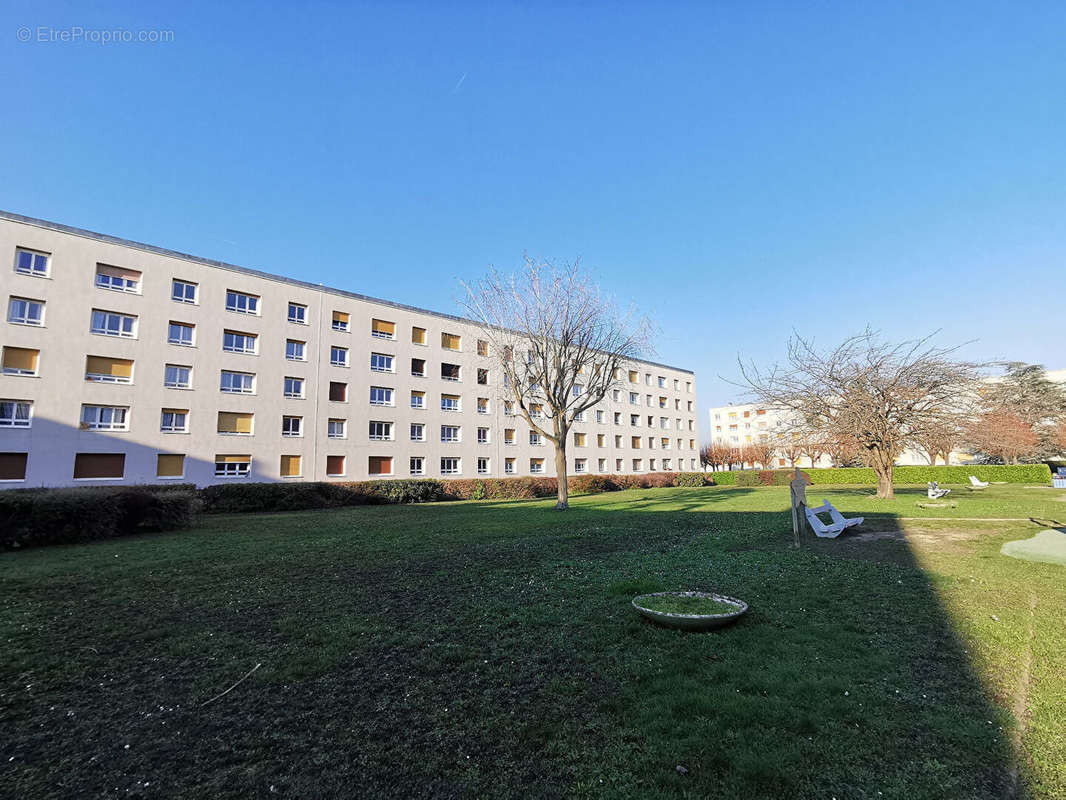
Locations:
452;72;467;93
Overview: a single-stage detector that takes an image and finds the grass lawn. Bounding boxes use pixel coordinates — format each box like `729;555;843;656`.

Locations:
2;484;1065;799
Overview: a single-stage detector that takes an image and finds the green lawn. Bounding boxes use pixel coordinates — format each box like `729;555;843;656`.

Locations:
2;485;1064;799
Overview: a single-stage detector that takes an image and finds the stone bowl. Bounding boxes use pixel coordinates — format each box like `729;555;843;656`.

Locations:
632;591;749;632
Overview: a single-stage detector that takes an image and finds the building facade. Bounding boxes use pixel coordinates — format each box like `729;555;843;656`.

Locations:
0;211;699;487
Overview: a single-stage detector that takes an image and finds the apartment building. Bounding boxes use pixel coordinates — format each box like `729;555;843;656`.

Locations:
0;211;700;487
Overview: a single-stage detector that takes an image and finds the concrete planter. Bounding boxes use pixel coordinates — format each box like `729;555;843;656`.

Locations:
632;591;748;632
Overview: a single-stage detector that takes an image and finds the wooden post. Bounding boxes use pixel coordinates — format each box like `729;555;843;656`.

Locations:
789;467;807;549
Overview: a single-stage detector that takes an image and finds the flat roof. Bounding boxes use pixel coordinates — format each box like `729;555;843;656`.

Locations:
0;209;694;375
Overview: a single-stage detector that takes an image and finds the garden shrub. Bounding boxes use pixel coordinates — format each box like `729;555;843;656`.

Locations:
569;474;620;494
674;472;707;487
735;471;762;487
0;486;201;549
708;471;736;486
361;479;448;504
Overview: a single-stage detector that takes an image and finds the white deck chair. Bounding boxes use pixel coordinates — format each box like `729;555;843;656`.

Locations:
805;500;863;539
969;475;989;489
928;482;951;499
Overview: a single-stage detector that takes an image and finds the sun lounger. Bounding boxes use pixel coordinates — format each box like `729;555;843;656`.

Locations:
805;500;864;538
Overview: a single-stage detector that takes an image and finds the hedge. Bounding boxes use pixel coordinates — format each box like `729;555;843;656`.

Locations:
707;464;1052;487
0;486;201;549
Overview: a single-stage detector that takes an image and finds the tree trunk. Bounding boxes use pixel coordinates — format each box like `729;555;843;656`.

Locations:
554;444;569;510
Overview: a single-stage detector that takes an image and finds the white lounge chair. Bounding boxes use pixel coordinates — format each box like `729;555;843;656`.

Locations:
969;475;989;489
805;500;864;538
928;482;951;499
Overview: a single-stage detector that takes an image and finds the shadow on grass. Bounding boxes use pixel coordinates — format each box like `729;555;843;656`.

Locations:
0;490;1027;799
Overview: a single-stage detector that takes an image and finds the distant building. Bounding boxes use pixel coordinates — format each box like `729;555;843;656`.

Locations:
708;369;1066;468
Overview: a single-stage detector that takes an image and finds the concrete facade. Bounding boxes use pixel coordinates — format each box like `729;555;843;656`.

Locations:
0;211;699;487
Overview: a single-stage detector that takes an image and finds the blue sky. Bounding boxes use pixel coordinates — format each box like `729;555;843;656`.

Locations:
3;1;1065;425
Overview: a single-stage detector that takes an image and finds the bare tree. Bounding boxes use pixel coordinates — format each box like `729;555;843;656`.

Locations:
966;410;1039;465
778;437;803;468
461;256;652;510
912;417;963;466
1055;421;1066;455
798;434;825;469
825;432;862;467
740;330;983;498
747;440;777;470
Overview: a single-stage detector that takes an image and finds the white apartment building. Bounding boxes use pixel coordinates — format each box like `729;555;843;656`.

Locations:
0;211;700;487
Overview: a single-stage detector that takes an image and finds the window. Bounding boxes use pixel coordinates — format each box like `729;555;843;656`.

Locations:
628;370;639;383
85;356;133;384
410;390;425;409
8;297;43;326
411;423;425;441
650;458;658;471
0;400;32;428
329;381;347;402
575;411;586;423
95;265;141;293
441;332;461;351
284;376;304;398
332;311;349;332
370;353;394;373
441;394;460;412
217;412;254;435
370;456;396;475
688;401;694;412
598;458;607;472
530;458;544;474
91;309;136;338
530;403;543;417
441;425;460;443
616;458;624;471
371;319;395;339
441;363;461;381
285;339;305;360
224;330;258;354
574;432;587;447
574;458;587;474
215;455;250;478
282;416;302;437
370;386;394;406
658;376;666;388
369;421;393;441
477;457;490;475
280;455;302;478
630;392;639;405
328;419;346;439
14;248;49;277
661;417;670;429
411;358;426;377
613;389;621;402
440;457;460;476
327;455;346;476
659;396;668;408
477;339;489;357
663;458;672;470
632;458;643;471
73;453;125;480
226;290;259;315
597;433;606;447
80;405;129;431
172;280;197;304
645;374;652;386
477;368;489;385
614;412;622;425
615;435;623;447
505;457;516;475
529;431;542;446
504;401;515;415
631;436;642;449
477;397;489;414
573;384;584;397
686;382;692;393
631;414;640;426
504;428;515;445
165;364;191;389
330;346;349;367
412;326;427;345
661;437;671;449
157;454;185;479
288;303;307;324
477;427;489;444
221;371;255;394
168;322;194;346
596;410;605;423
160;409;188;433
409;456;424;476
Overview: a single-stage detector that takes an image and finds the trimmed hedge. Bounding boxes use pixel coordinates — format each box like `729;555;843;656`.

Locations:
706;464;1052;487
0;486;201;549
